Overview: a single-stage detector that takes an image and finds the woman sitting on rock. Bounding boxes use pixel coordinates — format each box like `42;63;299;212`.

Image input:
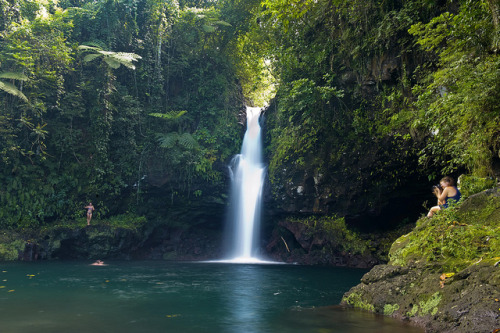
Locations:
427;176;462;218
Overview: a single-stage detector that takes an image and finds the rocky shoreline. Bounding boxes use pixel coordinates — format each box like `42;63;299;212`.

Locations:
0;223;224;262
342;188;500;332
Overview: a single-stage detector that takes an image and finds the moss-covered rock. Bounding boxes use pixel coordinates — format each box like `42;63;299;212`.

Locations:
0;239;24;260
389;188;500;272
342;187;500;332
265;215;389;267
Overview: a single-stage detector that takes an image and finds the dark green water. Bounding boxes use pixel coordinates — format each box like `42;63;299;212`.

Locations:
0;261;422;332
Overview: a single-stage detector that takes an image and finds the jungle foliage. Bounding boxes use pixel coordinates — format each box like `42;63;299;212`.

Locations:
0;0;257;228
236;0;500;213
1;0;499;230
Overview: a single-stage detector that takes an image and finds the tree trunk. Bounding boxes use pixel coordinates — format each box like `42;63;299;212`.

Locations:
487;0;500;51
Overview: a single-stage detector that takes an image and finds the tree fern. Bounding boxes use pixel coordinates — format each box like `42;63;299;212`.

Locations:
149;110;187;120
178;132;199;149
157;132;199;150
0;72;28;81
157;132;179;148
78;45;142;70
0;72;28;102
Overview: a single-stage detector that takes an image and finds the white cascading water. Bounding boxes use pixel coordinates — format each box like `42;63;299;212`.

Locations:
227;106;266;262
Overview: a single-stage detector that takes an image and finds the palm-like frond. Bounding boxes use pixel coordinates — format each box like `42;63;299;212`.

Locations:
149;110;188;120
157;132;179;148
178;133;199;149
104;57;122;69
157;131;199;150
215;20;232;27
78;45;141;70
83;53;102;62
0;72;28;81
78;45;100;52
0;81;28;102
114;52;142;62
202;24;216;33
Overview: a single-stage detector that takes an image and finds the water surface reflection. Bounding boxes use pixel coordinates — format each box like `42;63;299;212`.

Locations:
0;261;423;332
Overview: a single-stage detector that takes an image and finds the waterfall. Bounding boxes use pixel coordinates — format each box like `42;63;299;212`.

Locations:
227;106;266;262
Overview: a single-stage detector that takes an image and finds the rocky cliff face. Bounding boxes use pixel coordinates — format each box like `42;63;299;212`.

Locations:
4;223;223;262
262;50;430;224
341;188;500;332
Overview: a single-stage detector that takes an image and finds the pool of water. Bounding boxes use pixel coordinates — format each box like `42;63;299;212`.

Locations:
0;261;422;332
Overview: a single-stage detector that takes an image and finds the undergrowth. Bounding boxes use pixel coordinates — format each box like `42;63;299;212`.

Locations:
290;215;368;255
389;193;500;272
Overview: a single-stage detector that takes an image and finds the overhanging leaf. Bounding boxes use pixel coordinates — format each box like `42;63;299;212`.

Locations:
0;72;28;81
202;24;216;33
0;81;28;101
83;54;101;62
157;132;179;148
215;20;232;27
104;58;121;69
178;132;198;149
149;111;187;120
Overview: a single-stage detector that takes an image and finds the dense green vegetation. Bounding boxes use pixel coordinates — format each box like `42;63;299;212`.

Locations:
1;0;499;232
247;0;499;213
0;0;258;228
390;187;500;272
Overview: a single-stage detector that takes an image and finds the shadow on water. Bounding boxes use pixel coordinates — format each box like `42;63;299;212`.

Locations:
0;261;423;333
275;306;423;333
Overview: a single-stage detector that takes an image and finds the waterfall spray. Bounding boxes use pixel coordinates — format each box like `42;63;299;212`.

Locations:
227;106;266;262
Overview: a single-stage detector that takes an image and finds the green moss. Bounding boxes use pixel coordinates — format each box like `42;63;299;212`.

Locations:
405;292;441;317
102;214;147;230
459;175;496;197
342;292;375;312
290;215;368;255
459;194;500;227
389;190;500;272
0;240;24;261
41;213;147;231
406;304;419;317
419;292;441;316
383;303;400;316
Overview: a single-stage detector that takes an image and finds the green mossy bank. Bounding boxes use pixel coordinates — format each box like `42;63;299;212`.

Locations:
342;187;500;333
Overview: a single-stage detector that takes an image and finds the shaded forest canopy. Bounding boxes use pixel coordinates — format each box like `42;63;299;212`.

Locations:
0;0;499;230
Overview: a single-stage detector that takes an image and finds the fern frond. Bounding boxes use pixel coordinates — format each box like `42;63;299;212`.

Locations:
118;60;136;70
202;24;216;33
99;50;115;56
0;72;28;81
0;81;28;101
215;20;232;27
80;41;107;49
83;54;101;62
149;111;187;120
114;52;142;62
179;133;199;149
104;58;121;69
166;110;187;119
157;132;179;148
77;45;100;52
